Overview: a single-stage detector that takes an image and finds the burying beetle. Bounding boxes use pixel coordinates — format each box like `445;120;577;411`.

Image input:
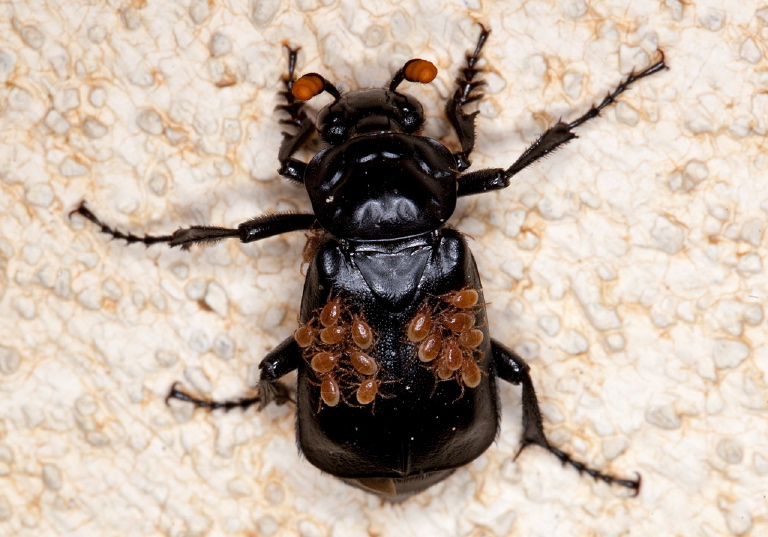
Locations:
72;26;666;501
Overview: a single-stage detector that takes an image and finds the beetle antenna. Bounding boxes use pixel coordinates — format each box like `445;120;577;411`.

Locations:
389;59;438;92
292;73;341;101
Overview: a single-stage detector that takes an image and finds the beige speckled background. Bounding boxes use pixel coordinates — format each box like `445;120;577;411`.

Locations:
1;0;766;536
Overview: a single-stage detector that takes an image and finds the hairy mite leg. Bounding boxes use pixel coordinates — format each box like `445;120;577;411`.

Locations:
70;201;315;250
457;53;668;196
276;45;314;183
167;337;301;411
445;24;490;172
492;339;641;494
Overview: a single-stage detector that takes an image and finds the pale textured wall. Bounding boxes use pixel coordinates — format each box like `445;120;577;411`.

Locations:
1;1;766;536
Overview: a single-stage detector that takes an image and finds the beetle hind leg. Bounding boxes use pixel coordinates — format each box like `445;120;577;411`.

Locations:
492;339;641;494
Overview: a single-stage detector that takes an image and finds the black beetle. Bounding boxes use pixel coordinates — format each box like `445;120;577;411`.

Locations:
72;26;666;501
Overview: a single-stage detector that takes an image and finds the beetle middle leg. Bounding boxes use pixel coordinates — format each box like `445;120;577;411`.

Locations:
456;52;668;196
492;339;641;493
445;24;491;172
167;336;301;411
276;45;315;183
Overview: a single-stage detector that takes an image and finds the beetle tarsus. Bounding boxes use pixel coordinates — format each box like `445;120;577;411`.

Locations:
276;45;314;183
70;201;174;246
566;52;667;131
256;380;294;410
165;382;293;412
446;23;491;171
276;45;306;129
547;444;642;493
516;440;642;493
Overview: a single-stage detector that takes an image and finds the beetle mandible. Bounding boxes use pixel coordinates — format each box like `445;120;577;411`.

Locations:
72;26;666;501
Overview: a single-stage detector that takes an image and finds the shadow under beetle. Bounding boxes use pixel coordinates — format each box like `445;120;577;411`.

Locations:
72;26;666;501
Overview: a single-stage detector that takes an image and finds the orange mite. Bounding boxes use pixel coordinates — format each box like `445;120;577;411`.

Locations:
445;312;474;333
356;378;379;405
320;325;345;345
443;341;463;371
302;232;322;266
459;329;484;348
320;375;340;407
460;359;481;388
407;311;432;342
436;358;453;380
320;297;343;327
294;324;315;347
351;316;373;349
418;333;441;362
350;351;378;376
311;351;339;373
443;289;479;309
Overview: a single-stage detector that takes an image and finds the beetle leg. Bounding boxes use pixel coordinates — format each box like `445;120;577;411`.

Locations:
70;201;315;250
492;339;641;493
277;46;307;131
456;53;667;197
277;45;314;183
166;336;301;411
256;336;302;409
165;382;269;411
445;24;490;172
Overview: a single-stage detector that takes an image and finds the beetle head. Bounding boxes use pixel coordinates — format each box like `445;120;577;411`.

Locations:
294;58;456;241
292;59;437;145
303;133;457;240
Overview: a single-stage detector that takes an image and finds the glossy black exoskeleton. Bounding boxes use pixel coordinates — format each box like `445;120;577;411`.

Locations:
72;26;667;501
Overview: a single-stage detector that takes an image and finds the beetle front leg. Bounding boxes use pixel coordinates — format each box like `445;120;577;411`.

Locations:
445;24;490;172
457;53;667;197
71;201;315;250
492;339;641;493
277;45;314;183
167;336;301;411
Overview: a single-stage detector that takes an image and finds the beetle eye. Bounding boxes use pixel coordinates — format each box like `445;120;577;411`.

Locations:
316;106;349;144
401;114;418;130
324;124;347;144
395;100;423;133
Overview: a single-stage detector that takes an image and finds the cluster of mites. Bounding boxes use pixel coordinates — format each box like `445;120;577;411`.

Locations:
294;288;485;409
406;288;485;389
294;295;380;408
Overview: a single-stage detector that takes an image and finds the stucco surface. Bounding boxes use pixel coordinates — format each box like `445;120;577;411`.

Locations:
1;1;766;536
